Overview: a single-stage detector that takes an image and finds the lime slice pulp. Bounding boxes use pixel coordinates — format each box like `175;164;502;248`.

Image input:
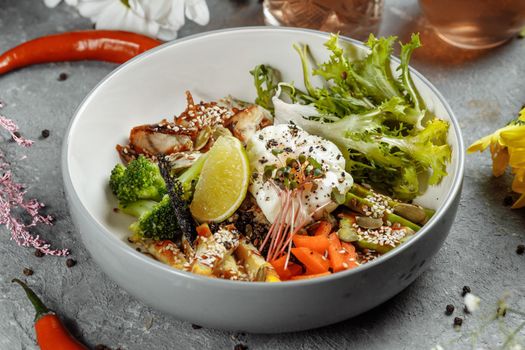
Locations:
190;136;250;223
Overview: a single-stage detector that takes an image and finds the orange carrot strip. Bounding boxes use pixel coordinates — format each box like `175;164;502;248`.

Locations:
270;256;302;280
342;242;359;269
327;233;346;272
314;221;332;237
290;271;332;280
196;223;212;237
291;247;330;274
292;234;330;254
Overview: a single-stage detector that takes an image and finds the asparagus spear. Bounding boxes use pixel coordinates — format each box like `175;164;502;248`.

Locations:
350;183;435;224
344;192;421;232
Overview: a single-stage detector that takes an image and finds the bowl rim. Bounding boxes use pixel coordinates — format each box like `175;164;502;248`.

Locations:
62;26;465;289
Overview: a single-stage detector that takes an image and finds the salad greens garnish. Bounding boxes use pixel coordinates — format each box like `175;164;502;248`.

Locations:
250;64;281;112
253;33;451;200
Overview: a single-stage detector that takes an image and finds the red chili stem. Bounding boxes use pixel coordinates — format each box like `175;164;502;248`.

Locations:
12;278;51;321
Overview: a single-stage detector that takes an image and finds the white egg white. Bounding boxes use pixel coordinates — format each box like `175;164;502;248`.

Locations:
246;124;353;225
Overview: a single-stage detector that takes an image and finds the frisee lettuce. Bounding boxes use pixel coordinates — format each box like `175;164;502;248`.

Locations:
252;33;451;200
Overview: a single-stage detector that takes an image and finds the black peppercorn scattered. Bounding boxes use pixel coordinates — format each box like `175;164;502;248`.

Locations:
445;304;454;315
461;286;471;296
23;268;33;276
463;306;470;314
41;129;50;138
66;258;77;268
191;324;202;329
503;195;514;206
34;249;44;258
234;344;248;350
517;244;525;255
58;72;68;81
453;317;463;327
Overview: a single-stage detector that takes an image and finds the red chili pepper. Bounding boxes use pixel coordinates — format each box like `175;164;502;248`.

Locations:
12;278;88;350
0;30;162;75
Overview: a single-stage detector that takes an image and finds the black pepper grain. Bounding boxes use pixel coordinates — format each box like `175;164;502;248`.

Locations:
191;324;202;329
445;304;454;315
453;317;463;327
461;285;471;296
66;258;77;268
34;249;44;258
234;344;248;350
23;268;33;276
41;129;50;138
517;244;525;255
58;72;68;81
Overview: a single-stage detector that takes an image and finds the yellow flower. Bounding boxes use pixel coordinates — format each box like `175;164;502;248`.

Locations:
468;107;525;208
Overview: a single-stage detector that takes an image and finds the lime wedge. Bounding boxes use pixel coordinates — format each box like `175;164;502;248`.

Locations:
190;136;250;223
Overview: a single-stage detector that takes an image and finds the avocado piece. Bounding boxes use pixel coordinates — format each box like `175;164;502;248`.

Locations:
337;217;359;242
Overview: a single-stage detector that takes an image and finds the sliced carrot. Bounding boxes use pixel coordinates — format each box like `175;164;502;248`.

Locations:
314;221;333;237
342;242;359;269
292;234;330;254
270;256;303;280
327;233;345;272
328;234;359;272
290;271;331;280
196;223;212;237
291;247;330;274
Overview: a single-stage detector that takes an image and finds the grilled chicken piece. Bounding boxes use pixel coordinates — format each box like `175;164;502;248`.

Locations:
139;240;189;270
116;91;273;163
226;105;273;144
130;123;193;155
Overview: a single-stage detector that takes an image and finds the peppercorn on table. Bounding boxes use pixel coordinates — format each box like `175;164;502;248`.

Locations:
0;0;524;349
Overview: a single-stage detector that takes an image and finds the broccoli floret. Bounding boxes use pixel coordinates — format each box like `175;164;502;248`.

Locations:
128;195;180;241
109;155;166;203
118;199;158;218
113;155;208;242
109;163;126;195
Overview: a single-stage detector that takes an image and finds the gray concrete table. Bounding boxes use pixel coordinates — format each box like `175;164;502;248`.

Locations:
1;1;524;349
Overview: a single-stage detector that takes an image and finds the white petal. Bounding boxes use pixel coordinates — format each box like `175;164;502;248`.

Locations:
77;0;113;21
95;2;159;38
128;0;146;18
94;2;130;30
464;293;481;313
164;0;185;29
44;0;62;8
157;27;178;41
185;0;209;26
64;0;78;6
134;0;171;21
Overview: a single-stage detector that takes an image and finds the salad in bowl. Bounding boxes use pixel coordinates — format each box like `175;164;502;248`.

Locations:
107;33;451;282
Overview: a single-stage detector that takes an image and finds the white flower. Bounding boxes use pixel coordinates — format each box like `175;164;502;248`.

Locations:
430;345;444;350
44;0;209;40
464;293;481;313
510;344;523;350
43;0;78;8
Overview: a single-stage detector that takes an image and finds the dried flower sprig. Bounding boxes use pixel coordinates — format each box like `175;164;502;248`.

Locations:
0;104;68;256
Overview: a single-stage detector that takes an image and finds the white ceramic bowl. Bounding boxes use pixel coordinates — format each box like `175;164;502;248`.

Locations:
62;27;464;333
